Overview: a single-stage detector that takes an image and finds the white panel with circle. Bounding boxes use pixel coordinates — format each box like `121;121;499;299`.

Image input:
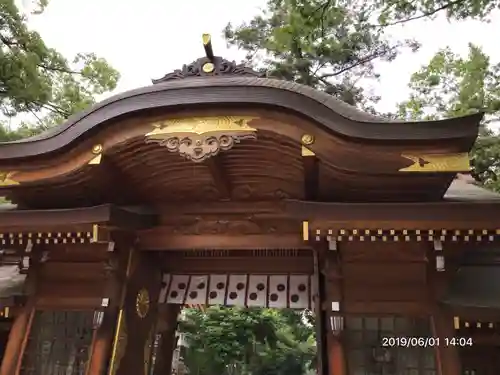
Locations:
207;274;228;305
225;274;248;306
185;275;209;305
289;275;310;309
246;275;268;307
268;275;288;308
158;273;171;303
166;274;190;304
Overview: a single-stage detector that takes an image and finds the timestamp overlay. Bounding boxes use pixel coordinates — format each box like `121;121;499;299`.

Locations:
381;336;473;348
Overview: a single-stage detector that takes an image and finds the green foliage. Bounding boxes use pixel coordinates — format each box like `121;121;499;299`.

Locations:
0;0;120;141
397;44;500;191
223;0;419;109
179;306;316;375
374;0;500;24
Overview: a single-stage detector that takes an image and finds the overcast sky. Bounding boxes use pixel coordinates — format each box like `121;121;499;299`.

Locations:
20;0;500;115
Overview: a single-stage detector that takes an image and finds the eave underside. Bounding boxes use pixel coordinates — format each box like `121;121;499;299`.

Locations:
0;128;474;209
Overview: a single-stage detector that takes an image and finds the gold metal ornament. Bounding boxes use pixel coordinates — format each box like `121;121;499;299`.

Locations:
399;153;470;172
88;144;103;165
202;62;215;73
92;144;103;154
136;288;150;318
301;134;315;156
301;134;315;145
108;310;128;375
145;116;258;162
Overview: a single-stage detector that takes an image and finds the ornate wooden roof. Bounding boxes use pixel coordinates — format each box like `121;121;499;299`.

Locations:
0;35;485;208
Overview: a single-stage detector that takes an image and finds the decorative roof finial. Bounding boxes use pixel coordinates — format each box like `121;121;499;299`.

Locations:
202;34;214;61
152;33;264;84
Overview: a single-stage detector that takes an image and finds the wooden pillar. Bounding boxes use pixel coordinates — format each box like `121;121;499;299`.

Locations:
111;249;161;375
87;308;120;375
327;333;347;375
323;241;347;375
86;240;134;375
427;245;461;375
0;304;33;375
0;250;40;375
153;304;181;375
432;305;461;375
313;249;330;375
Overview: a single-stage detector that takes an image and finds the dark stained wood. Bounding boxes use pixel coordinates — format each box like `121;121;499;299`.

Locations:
343;301;431;315
432;306;462;375
287;200;500;229
93;157;141;204
205;155;231;199
138;232;306;250
303;155;319;200
313;250;329;375
0;107;480;208
0;54;488;375
0;247;43;375
115;251;161;375
161;252;313;274
153;304;181;375
0;204;157;232
0;80;481;161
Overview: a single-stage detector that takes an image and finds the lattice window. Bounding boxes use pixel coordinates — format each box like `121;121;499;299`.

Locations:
19;310;94;375
344;316;437;375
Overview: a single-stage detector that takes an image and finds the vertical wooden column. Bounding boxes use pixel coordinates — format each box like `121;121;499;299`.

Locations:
86;239;134;375
432;305;461;375
152;304;181;375
313;249;329;375
324;244;347;375
0;248;40;375
111;249;161;375
427;246;461;375
87;308;120;375
327;332;347;375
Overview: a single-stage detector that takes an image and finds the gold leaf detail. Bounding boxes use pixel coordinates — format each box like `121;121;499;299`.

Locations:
0;172;19;186
399;153;470;172
145;116;257;162
108;310;128;375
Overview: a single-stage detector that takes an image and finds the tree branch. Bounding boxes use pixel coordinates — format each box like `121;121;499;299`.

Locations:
319;46;397;79
373;0;466;28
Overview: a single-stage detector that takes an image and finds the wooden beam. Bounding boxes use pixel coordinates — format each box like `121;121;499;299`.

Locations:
0;204;157;232
138;232;307;250
302;155;319;200
205;155;231;199
161;255;313;274
285;200;500;229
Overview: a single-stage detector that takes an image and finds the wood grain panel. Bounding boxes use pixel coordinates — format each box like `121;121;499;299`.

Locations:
342;263;427;284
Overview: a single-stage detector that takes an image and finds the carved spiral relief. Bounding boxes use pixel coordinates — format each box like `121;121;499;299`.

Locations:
145;116;258;163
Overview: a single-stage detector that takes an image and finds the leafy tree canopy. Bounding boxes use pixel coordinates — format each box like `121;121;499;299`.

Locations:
0;0;119;141
397;43;500;190
178;306;316;375
224;0;420;110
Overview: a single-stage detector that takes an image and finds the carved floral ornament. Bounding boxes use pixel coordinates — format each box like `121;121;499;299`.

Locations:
144;116;258;162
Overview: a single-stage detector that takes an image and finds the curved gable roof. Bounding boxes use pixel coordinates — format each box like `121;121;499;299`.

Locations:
0;76;483;160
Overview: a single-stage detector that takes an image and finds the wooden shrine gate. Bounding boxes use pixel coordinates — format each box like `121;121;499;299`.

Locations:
0;34;500;375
